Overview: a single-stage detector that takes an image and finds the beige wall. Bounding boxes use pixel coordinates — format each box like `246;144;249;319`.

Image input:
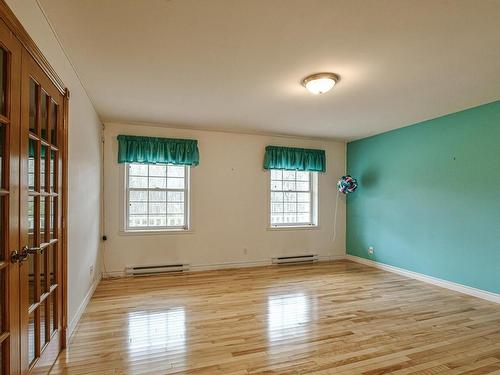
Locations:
103;122;346;274
5;0;346;335
7;0;102;334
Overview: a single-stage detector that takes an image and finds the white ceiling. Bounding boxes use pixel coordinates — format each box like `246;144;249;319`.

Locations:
39;0;500;140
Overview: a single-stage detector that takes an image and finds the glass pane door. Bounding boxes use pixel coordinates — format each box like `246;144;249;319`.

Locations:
20;48;63;374
0;17;22;375
0;10;65;375
25;79;60;366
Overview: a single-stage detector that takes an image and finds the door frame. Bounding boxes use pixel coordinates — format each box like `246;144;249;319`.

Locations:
0;0;69;351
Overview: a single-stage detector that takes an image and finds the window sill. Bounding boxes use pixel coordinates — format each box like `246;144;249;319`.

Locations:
119;229;194;236
267;225;320;231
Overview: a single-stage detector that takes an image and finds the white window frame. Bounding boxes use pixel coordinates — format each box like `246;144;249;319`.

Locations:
124;163;190;232
268;170;319;229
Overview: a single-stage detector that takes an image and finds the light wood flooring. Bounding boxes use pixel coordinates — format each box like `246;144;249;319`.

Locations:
50;260;500;374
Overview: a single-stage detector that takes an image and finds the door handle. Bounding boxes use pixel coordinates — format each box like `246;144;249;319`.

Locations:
10;249;29;264
23;245;44;255
10;245;44;264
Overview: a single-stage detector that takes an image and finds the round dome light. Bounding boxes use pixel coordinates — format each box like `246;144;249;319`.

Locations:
301;72;340;95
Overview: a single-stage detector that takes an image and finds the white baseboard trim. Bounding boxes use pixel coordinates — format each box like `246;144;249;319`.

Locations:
102;254;346;278
102;269;125;278
322;255;346;262
190;259;270;272
345;254;500;304
67;273;102;343
190;255;345;271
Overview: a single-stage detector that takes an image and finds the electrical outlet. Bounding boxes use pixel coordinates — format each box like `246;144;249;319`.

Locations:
89;265;94;278
243;248;248;255
368;246;374;255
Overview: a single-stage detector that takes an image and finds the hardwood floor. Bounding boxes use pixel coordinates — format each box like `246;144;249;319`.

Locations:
50;261;500;374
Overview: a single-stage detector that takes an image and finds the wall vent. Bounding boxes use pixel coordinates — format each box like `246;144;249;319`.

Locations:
272;254;319;265
125;263;189;276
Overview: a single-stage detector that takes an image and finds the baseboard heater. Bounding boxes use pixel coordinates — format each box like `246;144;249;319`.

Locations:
272;254;319;265
125;263;189;276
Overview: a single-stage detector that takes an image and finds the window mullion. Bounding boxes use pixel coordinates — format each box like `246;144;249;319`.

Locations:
310;172;313;224
184;165;188;228
165;167;168;225
147;164;150;227
126;164;130;230
292;174;296;223
280;177;284;219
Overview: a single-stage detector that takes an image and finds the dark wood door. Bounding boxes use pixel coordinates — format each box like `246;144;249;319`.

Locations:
0;17;22;375
19;49;64;374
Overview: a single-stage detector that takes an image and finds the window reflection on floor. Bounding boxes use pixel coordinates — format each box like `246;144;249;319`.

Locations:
127;308;186;352
267;293;311;342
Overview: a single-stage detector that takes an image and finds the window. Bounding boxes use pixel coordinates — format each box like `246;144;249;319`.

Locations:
269;170;318;227
125;163;189;231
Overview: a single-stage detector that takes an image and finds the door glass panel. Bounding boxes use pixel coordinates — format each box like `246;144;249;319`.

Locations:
40;197;46;243
50;150;56;192
49;196;55;239
29;79;37;134
28;255;35;307
48;245;55;286
0;125;4;188
40;303;47;348
47;293;54;336
41;92;48;141
28;312;35;365
48;291;57;335
28;139;36;191
28;195;36;307
0;48;6;116
50;101;57;146
39;250;46;295
28;196;35;247
40;146;47;192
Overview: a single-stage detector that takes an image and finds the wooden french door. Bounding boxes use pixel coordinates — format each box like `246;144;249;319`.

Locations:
0;3;67;374
18;49;64;374
0;16;22;375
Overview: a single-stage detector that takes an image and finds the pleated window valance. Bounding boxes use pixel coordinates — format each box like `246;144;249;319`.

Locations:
117;135;199;166
263;146;326;173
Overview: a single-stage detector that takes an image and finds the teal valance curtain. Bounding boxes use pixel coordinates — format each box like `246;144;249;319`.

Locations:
263;146;326;172
117;135;199;166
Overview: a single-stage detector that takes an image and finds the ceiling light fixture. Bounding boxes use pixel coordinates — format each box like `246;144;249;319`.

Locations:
301;72;340;95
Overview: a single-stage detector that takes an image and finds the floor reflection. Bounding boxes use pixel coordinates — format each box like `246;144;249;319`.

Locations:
127;307;186;352
267;293;311;342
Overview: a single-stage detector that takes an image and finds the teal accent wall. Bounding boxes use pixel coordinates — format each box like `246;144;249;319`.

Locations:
347;101;500;294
